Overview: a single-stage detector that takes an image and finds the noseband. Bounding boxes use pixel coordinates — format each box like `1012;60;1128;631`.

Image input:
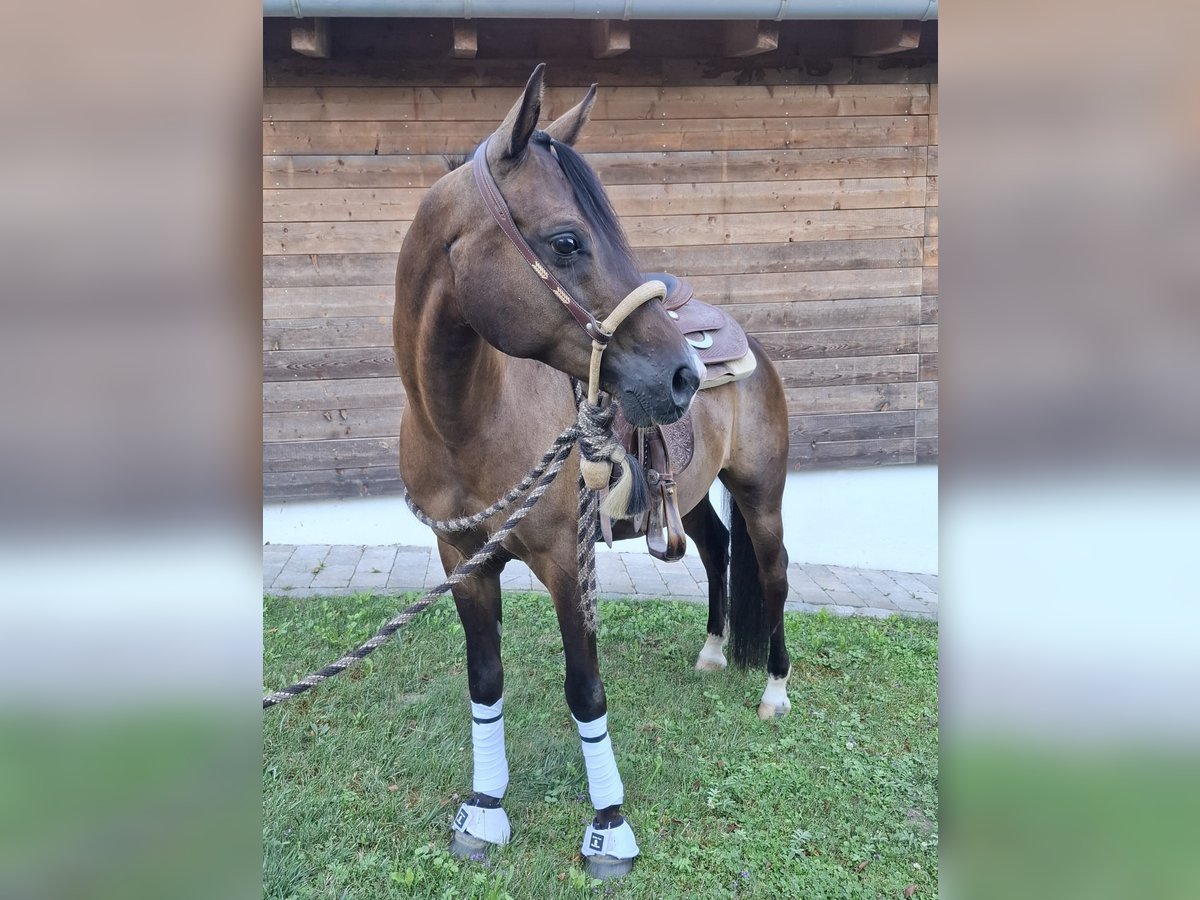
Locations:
471;136;667;411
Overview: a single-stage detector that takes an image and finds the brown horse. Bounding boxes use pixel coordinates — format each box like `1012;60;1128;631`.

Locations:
393;64;793;876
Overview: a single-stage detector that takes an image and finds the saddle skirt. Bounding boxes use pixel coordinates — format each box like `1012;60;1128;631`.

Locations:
643;272;757;389
600;273;757;560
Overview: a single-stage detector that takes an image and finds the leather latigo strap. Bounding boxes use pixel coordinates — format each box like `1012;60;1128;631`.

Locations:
471;138;611;346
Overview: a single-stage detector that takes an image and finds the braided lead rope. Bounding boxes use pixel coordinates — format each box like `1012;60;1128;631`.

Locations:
263;434;578;709
400;422;581;534
263;383;613;710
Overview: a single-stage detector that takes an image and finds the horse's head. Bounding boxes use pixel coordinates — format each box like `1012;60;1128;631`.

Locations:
446;64;702;427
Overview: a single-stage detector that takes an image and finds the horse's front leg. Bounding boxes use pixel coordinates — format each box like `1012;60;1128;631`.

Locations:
438;539;514;858
529;548;640;880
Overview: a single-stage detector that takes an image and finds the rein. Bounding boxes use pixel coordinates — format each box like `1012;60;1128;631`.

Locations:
262;135;663;709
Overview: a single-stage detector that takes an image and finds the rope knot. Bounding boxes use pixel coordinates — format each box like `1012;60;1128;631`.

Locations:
576;397;649;520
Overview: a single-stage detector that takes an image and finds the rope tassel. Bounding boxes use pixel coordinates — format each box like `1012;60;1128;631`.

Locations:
601;449;649;520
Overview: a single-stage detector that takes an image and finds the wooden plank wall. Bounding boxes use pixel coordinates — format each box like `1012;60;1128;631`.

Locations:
263;18;938;502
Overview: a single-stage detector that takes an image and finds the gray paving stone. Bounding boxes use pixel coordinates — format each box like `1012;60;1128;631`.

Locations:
891;594;936;613
854;607;896;619
310;564;356;589
826;566;897;610
881;569;932;595
857;567;909;599
804;564;854;594
913;573;939;592
262;544;295;565
324;544;365;568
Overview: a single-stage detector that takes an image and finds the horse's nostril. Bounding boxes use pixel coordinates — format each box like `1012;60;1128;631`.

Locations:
671;363;700;407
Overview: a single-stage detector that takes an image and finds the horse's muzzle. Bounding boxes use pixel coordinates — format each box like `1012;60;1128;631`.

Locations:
613;350;703;427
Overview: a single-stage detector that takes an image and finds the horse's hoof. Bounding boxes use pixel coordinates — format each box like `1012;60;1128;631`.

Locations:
757;700;791;721
585;854;635;880
449;829;492;860
694;636;727;671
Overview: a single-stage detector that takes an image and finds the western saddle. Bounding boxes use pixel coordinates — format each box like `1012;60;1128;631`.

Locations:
602;273;757;562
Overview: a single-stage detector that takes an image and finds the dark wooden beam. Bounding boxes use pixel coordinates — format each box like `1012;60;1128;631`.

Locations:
851;20;921;57
591;20;631;59
452;20;477;59
290;18;330;59
722;20;779;58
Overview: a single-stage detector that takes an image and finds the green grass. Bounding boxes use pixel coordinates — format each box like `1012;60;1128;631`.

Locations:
264;592;938;899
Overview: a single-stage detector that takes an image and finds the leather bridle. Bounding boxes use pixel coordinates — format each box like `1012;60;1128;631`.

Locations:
471;134;662;352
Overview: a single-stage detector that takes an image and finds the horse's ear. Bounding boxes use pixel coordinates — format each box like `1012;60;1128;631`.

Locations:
495;63;546;160
543;83;597;146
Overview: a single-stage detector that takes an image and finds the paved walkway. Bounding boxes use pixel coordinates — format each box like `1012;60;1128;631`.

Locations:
264;544;938;621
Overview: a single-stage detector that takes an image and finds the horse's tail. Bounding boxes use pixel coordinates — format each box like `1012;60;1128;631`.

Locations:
725;491;769;669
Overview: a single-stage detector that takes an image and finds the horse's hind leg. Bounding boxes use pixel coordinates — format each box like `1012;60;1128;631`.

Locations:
683;495;731;671
722;472;793;720
438;539;514;856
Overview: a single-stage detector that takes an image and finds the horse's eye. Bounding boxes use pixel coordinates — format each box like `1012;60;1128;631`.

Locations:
551;234;580;256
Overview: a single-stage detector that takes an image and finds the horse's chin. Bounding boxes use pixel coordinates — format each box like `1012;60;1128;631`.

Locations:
617;387;684;428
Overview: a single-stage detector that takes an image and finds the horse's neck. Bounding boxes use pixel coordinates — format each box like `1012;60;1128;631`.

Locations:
402;291;507;450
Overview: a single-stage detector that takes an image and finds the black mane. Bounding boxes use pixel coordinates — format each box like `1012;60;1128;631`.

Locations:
448;133;637;277
530;130;635;265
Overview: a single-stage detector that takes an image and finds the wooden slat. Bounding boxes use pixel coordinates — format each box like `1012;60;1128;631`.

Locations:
265;56;938;89
774;355;918;389
790;409;914;442
921;266;938;294
729;296;919;332
263;147;928;189
263;347;397;382
263;178;927;223
922;235;938;267
263;316;392;350
920;294;938;324
753;326;917;360
264;436;398;472
690;268;922;304
926;175;938;208
918;324;938;354
622;207;925;248
263;376;404;413
635;238;923;277
919;352;938;381
265;466;403;502
264;207;925;255
263;285;394;317
263;239;923;289
264;115;929;156
263;253;399;288
263;84;929;122
924;207;938;236
915;436;937;463
915;407;937;438
263;405;403;442
926;145;938;177
789;438;915;469
262;270;921;318
917;381;937;409
784;382;916;416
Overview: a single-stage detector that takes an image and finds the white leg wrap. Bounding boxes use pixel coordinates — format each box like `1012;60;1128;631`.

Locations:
574;714;624;810
695;633;728;670
582;819;640;859
470;698;509;798
452;801;512;846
